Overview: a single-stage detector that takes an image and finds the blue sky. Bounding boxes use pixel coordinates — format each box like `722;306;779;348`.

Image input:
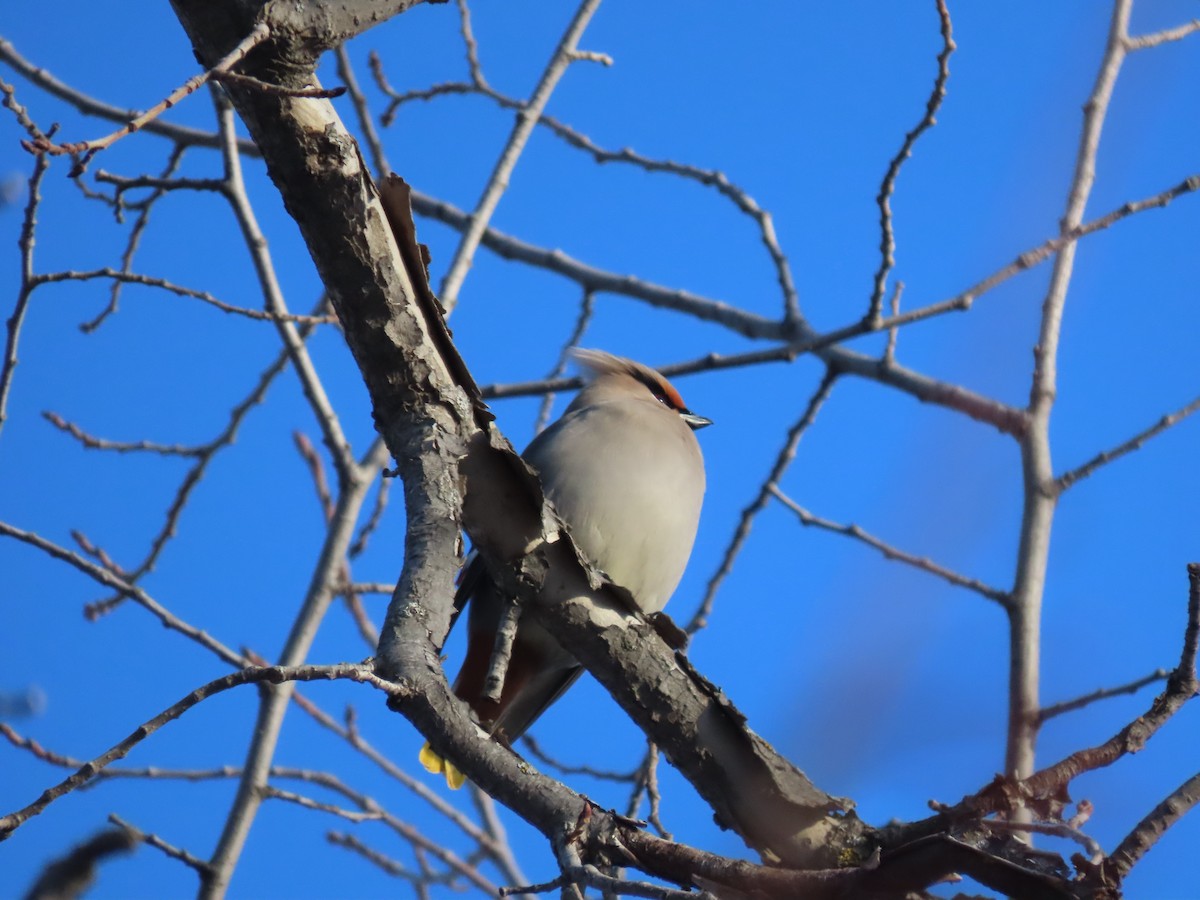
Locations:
1;1;1198;897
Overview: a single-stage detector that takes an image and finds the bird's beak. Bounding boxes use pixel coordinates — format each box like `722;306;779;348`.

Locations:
681;411;713;431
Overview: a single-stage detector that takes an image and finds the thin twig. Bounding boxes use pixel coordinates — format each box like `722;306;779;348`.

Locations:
639;743;669;839
0;147;48;441
295;431;335;521
42;410;205;456
439;0;606;313
0;520;243;665
284;687;514;860
85;311;326;616
687;369;838;633
457;0;489;87
1124;18;1200;50
535;289;596;434
0;75;46;140
769;485;1010;606
340;581;395;595
469;785;533;895
328;831;417;879
294;430;380;648
866;0;954;323
0;37;261;156
109;813;211;874
93;170;224;196
1037;669;1169;726
1055;393;1200;493
348;474;390;558
85;145;188;331
334;47;391;177
214;90;354;480
33;267;335;324
264;786;383;823
22;23;271;175
0;662;387;838
371;51;803;326
521;736;639;783
268;784;500;893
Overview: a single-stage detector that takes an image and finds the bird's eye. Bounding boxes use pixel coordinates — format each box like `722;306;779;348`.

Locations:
631;369;684;411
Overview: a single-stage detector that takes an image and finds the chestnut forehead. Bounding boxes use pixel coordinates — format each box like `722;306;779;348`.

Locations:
627;364;686;410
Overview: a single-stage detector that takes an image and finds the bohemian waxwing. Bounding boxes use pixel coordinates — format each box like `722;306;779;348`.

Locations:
421;348;710;788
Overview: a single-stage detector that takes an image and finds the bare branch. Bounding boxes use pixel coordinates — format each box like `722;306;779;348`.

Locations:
769;485;1011;607
0;155;46;441
348;473;391;559
109;813;210;874
370;53;804;326
1055;392;1200;493
1005;0;1133;785
457;0;488;87
283;688;515;862
1036;668;1169;725
21;24;271;175
1124;18;1200;50
0;662;388;839
83;145;189;331
266;785;501;894
439;0;606;313
41;410;191;456
33;267;336;325
687;369;838;633
1009;564;1197;793
83;312;326;617
1101;769;1200;882
0;37;261;155
520;735;639;783
887;562;1200;847
202;440;390;894
213;91;355;479
327;832;416;880
535;289;596;433
334;47;391;177
866;0;954;323
0;520;243;666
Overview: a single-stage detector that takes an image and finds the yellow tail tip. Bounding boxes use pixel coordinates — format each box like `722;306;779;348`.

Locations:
418;741;467;790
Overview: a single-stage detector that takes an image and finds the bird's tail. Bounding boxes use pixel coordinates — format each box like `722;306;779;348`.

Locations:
418;741;467;790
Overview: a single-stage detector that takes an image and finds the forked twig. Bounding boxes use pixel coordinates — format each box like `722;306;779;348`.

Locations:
22;23;271;174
